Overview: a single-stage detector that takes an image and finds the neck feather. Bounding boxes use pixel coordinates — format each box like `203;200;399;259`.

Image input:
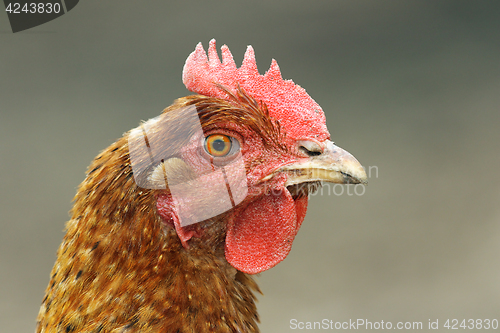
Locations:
36;135;261;333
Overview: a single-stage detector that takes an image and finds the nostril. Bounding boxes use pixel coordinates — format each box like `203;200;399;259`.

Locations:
297;140;323;157
299;146;322;156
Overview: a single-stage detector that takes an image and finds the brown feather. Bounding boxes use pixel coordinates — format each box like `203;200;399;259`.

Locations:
35;90;285;333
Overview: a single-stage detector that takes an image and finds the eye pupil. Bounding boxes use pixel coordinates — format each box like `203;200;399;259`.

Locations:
212;139;226;152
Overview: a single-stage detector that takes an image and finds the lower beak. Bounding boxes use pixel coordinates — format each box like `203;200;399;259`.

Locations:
280;140;368;186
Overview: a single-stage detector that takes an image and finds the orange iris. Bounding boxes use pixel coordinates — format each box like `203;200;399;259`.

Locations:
205;134;232;157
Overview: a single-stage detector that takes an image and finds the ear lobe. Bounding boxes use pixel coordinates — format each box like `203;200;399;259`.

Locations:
156;193;197;248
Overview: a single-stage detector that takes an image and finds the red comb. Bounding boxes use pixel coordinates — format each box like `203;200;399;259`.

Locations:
182;39;330;142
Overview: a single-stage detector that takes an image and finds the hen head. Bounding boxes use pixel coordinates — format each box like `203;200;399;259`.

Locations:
128;39;367;274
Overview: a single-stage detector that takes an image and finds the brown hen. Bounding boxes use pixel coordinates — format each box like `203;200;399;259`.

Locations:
36;40;367;333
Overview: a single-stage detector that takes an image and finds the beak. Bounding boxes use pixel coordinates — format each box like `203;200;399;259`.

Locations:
279;140;368;186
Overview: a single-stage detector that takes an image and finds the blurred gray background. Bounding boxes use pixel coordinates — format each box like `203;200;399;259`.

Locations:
1;1;500;332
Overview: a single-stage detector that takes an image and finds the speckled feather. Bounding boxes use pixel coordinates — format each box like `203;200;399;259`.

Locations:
35;95;275;333
36;40;335;332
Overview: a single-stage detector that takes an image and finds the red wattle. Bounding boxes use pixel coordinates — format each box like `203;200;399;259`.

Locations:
225;189;308;274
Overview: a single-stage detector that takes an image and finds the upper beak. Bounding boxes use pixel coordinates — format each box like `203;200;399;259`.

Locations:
279;140;368;186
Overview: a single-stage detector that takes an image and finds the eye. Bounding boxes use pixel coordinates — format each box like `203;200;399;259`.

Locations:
204;134;240;157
